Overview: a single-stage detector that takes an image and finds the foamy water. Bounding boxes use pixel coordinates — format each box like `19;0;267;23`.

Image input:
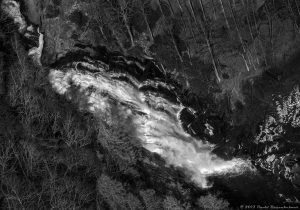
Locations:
49;62;253;188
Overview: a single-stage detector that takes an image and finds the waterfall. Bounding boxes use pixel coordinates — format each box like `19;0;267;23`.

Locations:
49;59;253;188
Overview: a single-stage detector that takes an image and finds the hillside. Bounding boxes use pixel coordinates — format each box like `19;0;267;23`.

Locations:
0;0;300;209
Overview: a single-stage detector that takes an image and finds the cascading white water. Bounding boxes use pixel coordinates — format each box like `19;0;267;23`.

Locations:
49;61;253;188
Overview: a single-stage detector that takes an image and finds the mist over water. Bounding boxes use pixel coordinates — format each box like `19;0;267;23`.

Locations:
49;61;253;188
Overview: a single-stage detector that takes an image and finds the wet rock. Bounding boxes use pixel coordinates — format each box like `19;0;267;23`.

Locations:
212;144;236;160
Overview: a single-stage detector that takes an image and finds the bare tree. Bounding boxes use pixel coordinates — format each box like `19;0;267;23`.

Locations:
89;0;127;53
198;0;208;23
167;0;192;64
263;2;274;64
187;0;221;82
228;0;251;71
218;0;231;30
241;0;260;67
296;0;300;16
89;0;108;41
155;0;183;62
210;0;218;21
285;0;300;34
167;0;175;15
179;0;205;58
135;0;154;43
117;0;136;47
249;0;268;66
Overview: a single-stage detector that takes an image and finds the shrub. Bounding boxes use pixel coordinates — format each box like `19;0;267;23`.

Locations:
97;174;142;210
0;33;98;209
197;193;230;210
140;189;163;210
163;196;185;210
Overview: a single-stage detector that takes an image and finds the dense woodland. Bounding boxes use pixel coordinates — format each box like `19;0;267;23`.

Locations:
81;0;300;82
33;0;300;112
0;1;235;209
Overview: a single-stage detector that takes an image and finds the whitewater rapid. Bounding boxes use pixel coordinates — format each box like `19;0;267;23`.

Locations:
49;60;253;188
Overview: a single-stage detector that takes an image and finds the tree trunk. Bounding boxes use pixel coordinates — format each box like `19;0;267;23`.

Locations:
211;0;218;21
198;0;207;22
139;0;154;43
240;0;257;69
94;17;108;41
187;0;221;82
167;0;175;16
116;0;135;48
171;33;183;63
111;29;127;55
242;0;259;67
143;12;154;43
228;0;251;71
176;0;183;12
158;0;183;62
123;15;135;47
218;0;230;30
295;0;300;16
175;0;192;64
250;0;268;66
264;3;274;63
286;0;300;34
182;2;199;50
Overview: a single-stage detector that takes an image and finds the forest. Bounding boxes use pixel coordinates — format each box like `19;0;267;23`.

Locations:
0;0;300;209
